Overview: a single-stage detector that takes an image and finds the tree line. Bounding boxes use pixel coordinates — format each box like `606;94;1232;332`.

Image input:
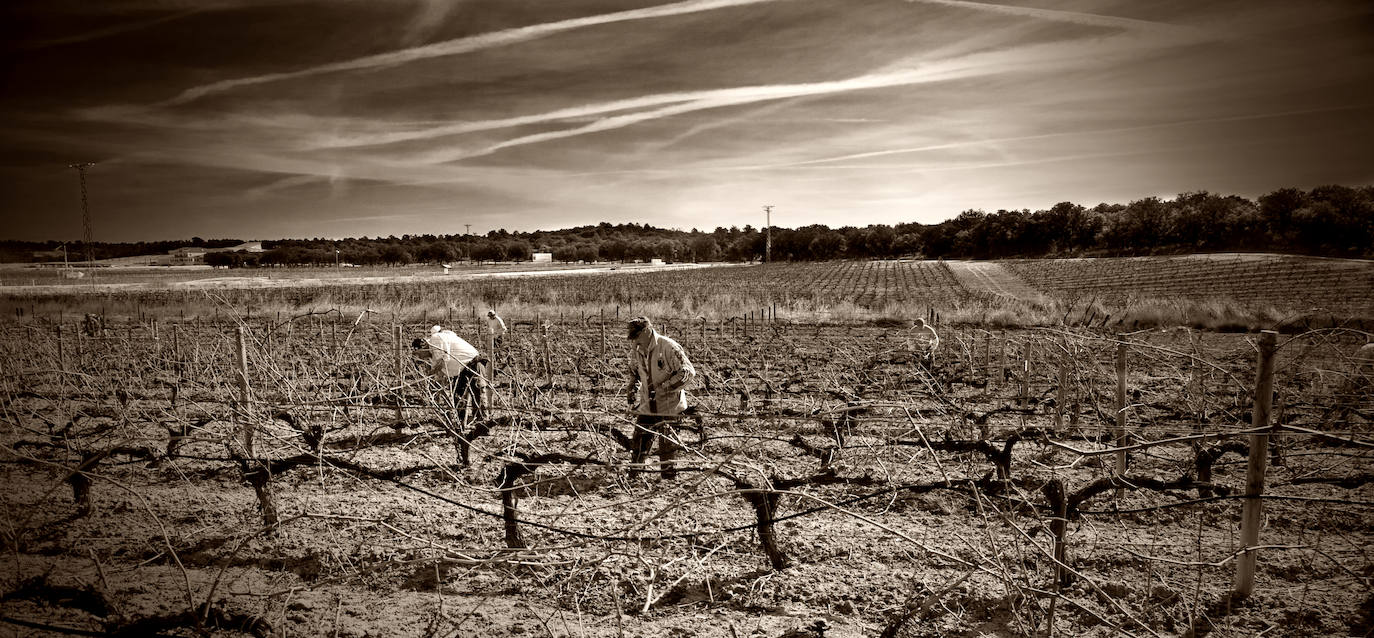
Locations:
3;185;1370;265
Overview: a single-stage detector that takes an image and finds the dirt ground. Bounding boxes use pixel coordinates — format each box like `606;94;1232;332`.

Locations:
2;322;1371;637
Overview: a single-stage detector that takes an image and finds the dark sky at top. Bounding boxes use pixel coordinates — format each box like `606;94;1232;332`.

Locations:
2;0;1372;241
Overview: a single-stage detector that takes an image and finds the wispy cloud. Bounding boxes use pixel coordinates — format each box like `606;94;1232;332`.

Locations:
161;0;792;106
15;8;204;49
747;104;1374;170
906;0;1205;37
396;28;1200;164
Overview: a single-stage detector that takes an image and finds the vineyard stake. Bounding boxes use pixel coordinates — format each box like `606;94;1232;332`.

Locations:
236;326;253;456
1233;330;1277;600
486;331;495;413
56;324;65;372
1114;336;1128;497
998;332;1006;391
541;322;551;380
1055;361;1066;433
1019;341;1030;407
394;325;404;423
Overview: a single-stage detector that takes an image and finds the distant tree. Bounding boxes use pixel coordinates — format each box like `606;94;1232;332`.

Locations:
380;245;414;266
417;241;457;264
599;238;628;262
469;240;502;262
503;239;532;261
689;235;720;262
204;251;236;268
552;244;578;262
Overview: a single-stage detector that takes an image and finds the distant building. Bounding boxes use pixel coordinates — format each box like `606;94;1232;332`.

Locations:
532;252;553;263
208;242;264;253
650;258;665;266
161;241;264;265
167;247;208;265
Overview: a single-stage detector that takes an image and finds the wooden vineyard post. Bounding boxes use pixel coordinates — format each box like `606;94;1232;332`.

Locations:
599;308;606;357
1114;336;1128;498
1055;360;1067;433
56;324;65;372
998;332;1006;390
486;332;495;413
1019;341;1030;407
236;326;253;455
541;322;551;380
982;333;990;394
393;325;405;424
236;326;278;527
173;325;182;378
1234;330;1278;600
1191;331;1206;428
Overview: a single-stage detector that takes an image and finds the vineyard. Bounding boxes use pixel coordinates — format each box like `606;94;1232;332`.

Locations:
3;257;1373;637
6;255;1370;332
1003;255;1374;318
2;297;1372;637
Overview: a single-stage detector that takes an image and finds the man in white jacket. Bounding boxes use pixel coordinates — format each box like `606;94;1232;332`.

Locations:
910;318;940;370
414;325;485;422
623;316;695;479
486;310;507;349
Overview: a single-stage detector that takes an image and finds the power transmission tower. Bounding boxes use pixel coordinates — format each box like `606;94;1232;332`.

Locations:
465;224;472;235
763;205;773;263
68;163;96;264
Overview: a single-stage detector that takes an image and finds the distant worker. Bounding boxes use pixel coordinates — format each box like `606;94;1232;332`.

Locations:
486;310;507;349
1355;339;1374;383
1357;340;1374;368
412;325;486;422
910;317;940;369
624;316;696;480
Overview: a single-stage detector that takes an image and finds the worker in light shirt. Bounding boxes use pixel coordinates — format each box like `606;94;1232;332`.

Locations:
910;317;940;370
486;309;507;349
623;316;696;480
412;325;485;422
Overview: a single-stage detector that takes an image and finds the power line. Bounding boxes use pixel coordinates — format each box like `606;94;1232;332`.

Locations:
763;206;774;262
68;163;95;264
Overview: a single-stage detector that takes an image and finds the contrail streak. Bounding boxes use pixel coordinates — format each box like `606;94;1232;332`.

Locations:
754;104;1374;169
161;0;789;106
406;30;1183;163
907;0;1202;37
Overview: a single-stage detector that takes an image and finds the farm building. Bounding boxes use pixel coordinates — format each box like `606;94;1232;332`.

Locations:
166;247;208;264
532;252;553;263
158;241;265;265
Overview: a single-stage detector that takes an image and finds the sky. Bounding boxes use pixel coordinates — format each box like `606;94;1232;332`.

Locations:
1;0;1372;242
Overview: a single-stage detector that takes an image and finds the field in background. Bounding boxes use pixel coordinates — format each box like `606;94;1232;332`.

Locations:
0;260;621;288
2;254;1371;332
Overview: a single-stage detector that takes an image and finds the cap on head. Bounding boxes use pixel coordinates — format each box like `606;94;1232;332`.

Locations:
487;310;496;317
430;325;442;335
627;316;652;340
914;318;926;327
